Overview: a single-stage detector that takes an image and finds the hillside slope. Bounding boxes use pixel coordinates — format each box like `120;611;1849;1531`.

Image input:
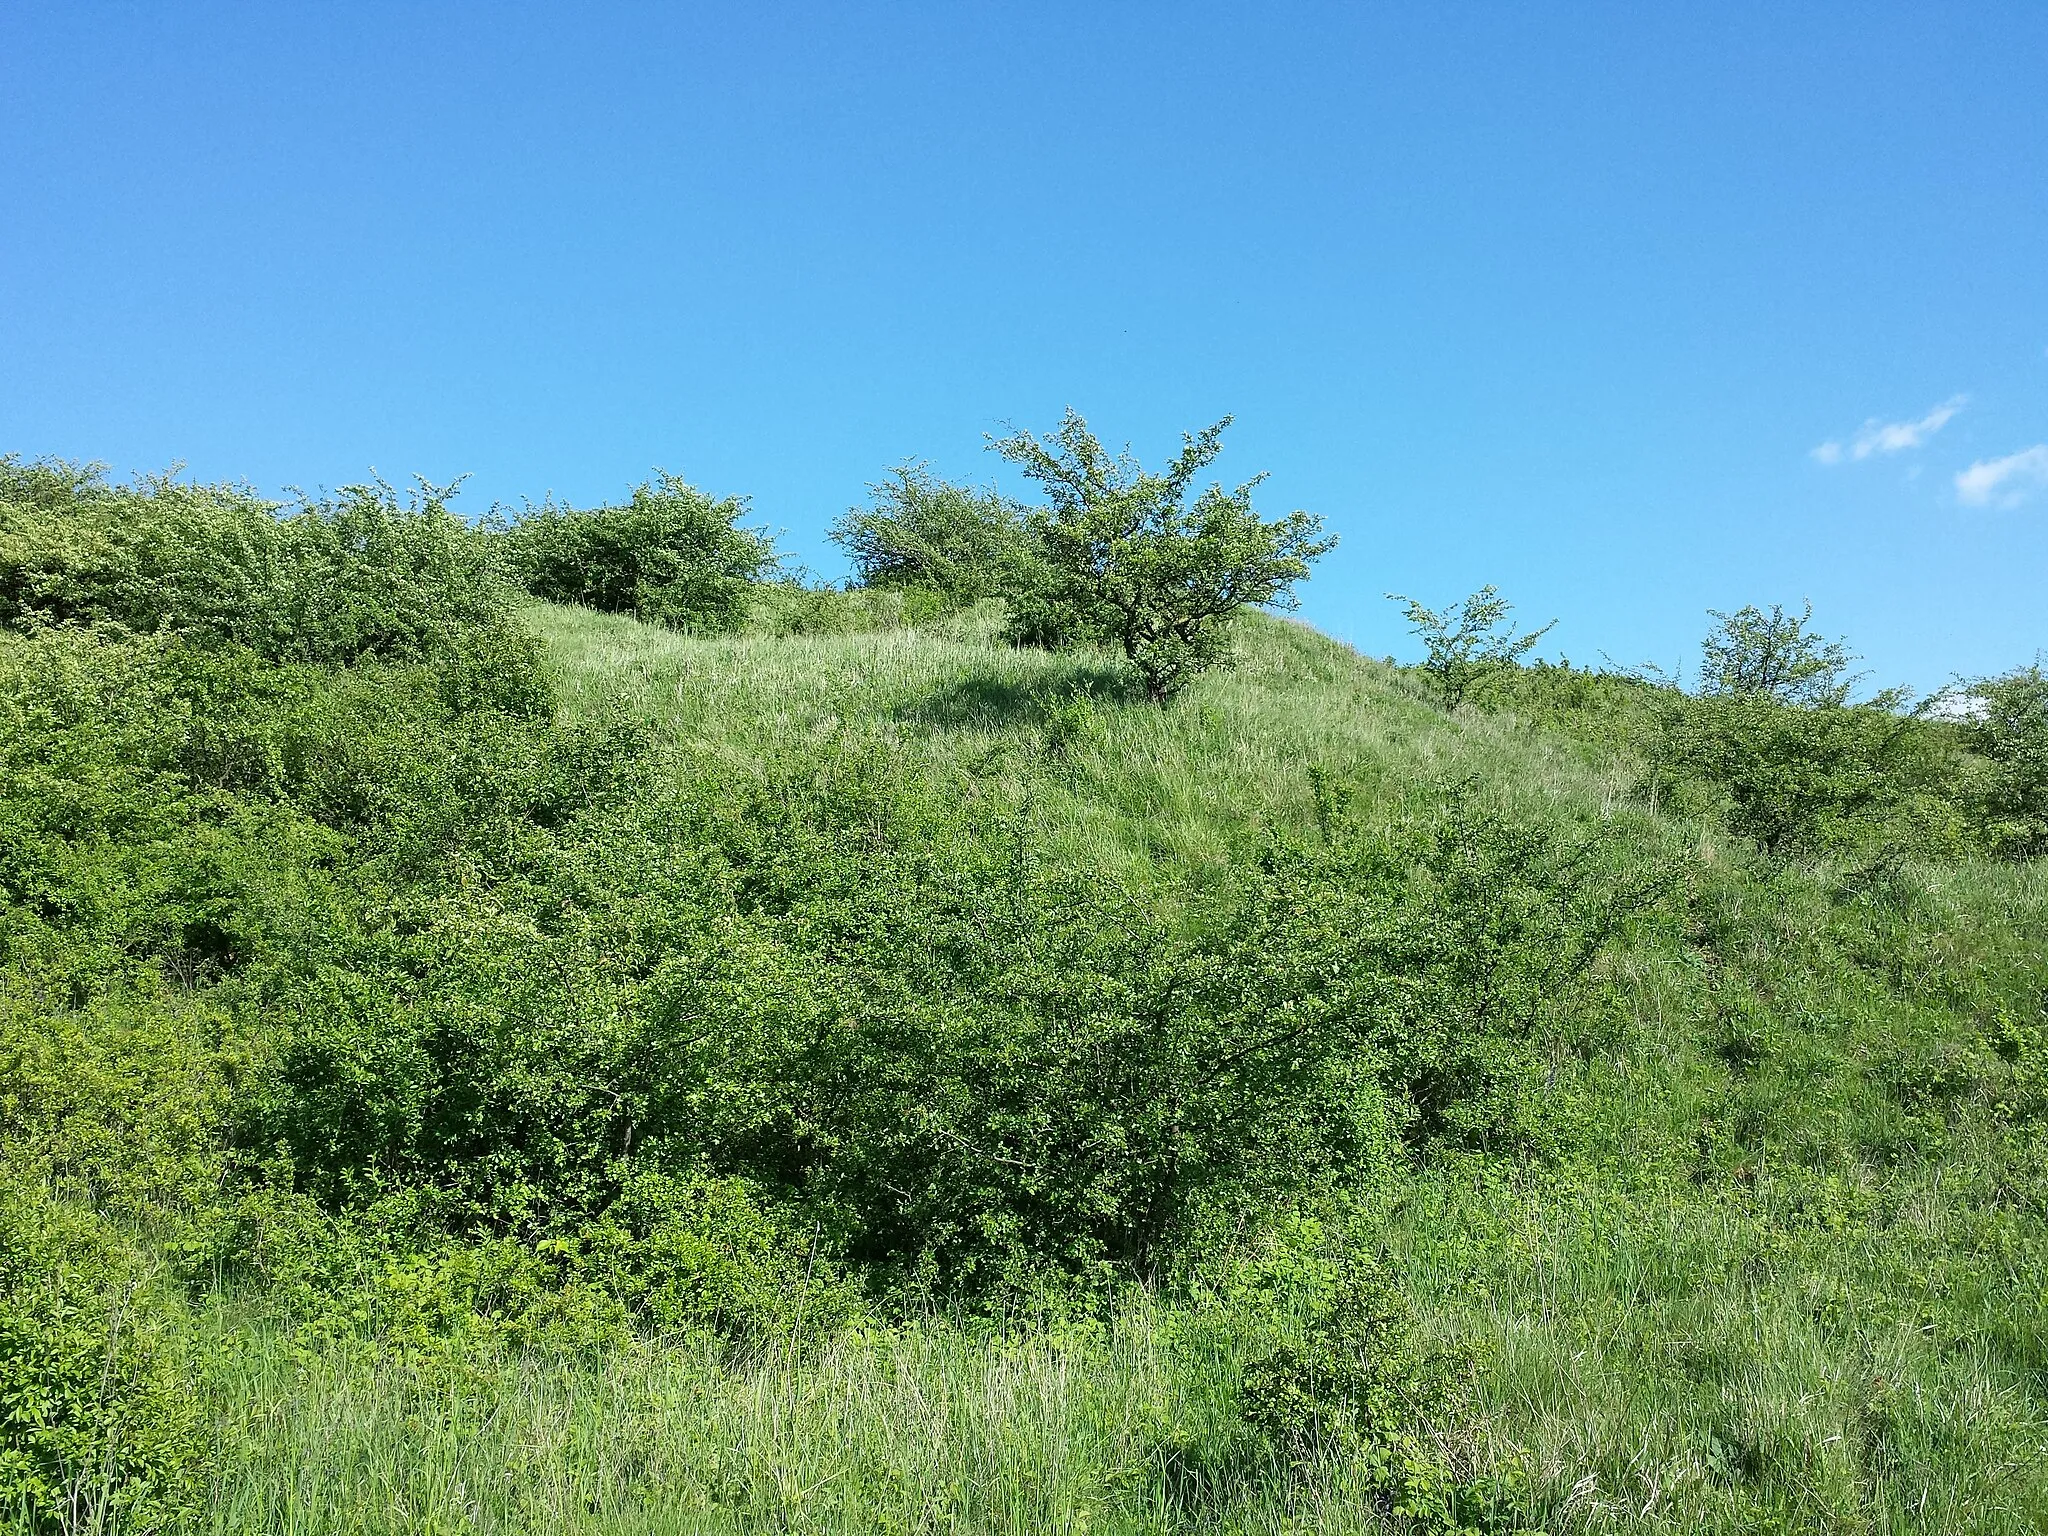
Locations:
525;603;2048;1533
5;589;2045;1535
537;601;1663;884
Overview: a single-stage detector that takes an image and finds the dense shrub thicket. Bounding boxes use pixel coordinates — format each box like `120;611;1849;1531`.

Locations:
1966;662;2048;859
0;572;1661;1294
828;462;1039;603
0;457;514;666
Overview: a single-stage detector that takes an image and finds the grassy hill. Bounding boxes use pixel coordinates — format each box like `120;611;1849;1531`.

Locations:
182;604;2043;1534
523;604;2047;1533
4;463;2045;1534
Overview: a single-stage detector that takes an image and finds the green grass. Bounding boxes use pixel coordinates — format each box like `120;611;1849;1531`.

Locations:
202;1311;1211;1536
201;1306;1548;1535
537;601;1665;890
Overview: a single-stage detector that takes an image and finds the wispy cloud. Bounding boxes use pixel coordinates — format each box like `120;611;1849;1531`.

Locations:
1955;444;2048;509
1812;395;1967;465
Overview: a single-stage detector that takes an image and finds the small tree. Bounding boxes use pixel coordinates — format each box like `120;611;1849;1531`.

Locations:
1387;586;1556;710
828;462;1036;604
1966;661;2048;860
1655;605;1954;864
989;411;1335;703
1699;602;1857;706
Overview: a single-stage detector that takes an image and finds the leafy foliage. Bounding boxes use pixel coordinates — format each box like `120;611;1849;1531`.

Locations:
990;411;1336;702
1632;603;1971;865
1388;586;1557;711
501;472;778;632
1699;601;1859;706
828;462;1038;605
0;456;516;665
5;437;2047;1532
1235;1239;1526;1534
0;1189;204;1535
1655;691;1955;863
1964;662;2048;860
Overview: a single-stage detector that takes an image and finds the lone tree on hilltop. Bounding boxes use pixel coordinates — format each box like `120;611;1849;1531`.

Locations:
1699;601;1859;706
989;410;1336;704
1388;585;1557;710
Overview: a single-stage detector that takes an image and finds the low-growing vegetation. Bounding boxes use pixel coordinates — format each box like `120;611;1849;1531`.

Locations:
2;436;2045;1534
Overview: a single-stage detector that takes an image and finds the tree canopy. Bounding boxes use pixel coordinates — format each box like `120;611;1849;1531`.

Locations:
1387;585;1556;711
1699;601;1859;706
990;411;1336;703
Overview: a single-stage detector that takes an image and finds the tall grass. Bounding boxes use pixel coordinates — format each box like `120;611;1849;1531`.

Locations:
535;601;1669;892
199;1304;1428;1536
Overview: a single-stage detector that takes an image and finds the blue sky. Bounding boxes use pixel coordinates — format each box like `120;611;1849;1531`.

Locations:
4;3;2044;688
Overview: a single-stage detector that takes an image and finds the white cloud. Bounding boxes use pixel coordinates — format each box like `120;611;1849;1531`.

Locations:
1955;444;2048;509
1812;395;1966;464
1927;691;1990;723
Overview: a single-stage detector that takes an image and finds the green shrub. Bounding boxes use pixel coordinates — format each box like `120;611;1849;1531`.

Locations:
1472;658;1670;768
1387;586;1556;712
501;473;777;632
1206;1221;1528;1535
1656;691;1954;863
0;1189;203;1535
829;462;1039;605
1964;662;2048;860
1280;780;1676;1151
566;1169;859;1338
0;457;515;665
1638;603;1972;864
1699;601;1858;706
990;411;1336;702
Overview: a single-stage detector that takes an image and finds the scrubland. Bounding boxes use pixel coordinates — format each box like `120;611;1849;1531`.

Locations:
3;457;2044;1533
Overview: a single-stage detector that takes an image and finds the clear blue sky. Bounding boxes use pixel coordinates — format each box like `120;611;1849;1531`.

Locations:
4;3;2045;687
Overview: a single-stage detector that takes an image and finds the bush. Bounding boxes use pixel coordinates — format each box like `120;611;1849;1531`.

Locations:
0;1189;203;1535
1237;1253;1519;1532
0;457;515;665
1282;780;1676;1150
501;473;778;632
208;698;1659;1297
648;758;1659;1284
990;412;1335;703
1965;662;2048;860
1699;602;1858;706
1387;586;1556;711
1645;603;1970;864
1656;691;1954;864
566;1169;858;1338
1195;1219;1528;1535
829;462;1039;605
